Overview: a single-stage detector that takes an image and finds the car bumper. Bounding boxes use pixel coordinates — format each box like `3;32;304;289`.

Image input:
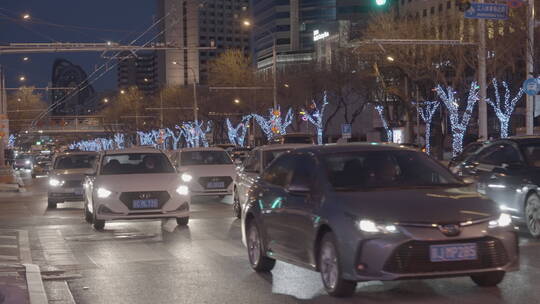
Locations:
93;191;190;221
339;224;519;282
48;188;84;202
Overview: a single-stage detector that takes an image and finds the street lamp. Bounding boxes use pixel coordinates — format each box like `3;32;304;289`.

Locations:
234;98;241;104
19;76;26;82
386;56;395;62
172;61;199;125
120;90;126;94
22;13;30;20
243;19;278;110
22;57;29;62
103;98;109;103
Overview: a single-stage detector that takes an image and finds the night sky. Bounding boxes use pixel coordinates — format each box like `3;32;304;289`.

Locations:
0;1;156;92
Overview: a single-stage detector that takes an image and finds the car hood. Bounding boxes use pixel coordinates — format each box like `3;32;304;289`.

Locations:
51;168;94;179
338;186;498;224
178;164;236;177
95;173;181;192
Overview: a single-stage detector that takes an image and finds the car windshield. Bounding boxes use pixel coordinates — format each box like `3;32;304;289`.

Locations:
520;144;540;167
263;150;288;167
101;153;175;175
324;150;462;190
54;155;96;169
180;151;232;165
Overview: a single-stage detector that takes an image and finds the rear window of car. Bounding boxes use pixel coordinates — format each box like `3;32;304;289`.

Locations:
54;155;96;169
180;151;232;165
101;153;175;175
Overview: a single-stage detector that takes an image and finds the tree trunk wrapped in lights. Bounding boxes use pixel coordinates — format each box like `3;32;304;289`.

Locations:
252;107;294;141
417;101;440;155
226;115;252;147
374;104;393;142
301;92;329;145
436;82;479;157
486;78;524;139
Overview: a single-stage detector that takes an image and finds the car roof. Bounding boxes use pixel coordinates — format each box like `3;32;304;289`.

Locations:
253;144;313;152
177;147;227;152
103;147;164;155
294;142;418;155
55;151;98;157
504;136;540;145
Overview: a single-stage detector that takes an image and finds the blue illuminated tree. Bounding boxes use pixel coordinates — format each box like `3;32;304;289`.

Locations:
436;82;479;157
374;104;392;142
417;101;440;155
487;78;524;138
301;92;329;145
226;115;251;147
252;107;294;141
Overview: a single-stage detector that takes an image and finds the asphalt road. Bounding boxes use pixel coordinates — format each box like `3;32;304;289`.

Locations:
1;172;540;304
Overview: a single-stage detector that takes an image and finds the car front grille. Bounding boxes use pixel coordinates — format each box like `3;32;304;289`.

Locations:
119;191;170;210
198;176;233;190
63;180;82;188
382;237;509;274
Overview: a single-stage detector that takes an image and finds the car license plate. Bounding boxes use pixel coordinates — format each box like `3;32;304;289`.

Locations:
132;199;159;209
207;181;225;189
430;243;477;262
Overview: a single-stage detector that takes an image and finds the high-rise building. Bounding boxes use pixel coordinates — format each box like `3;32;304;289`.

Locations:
250;0;379;70
51;59;97;115
156;0;251;86
117;51;159;96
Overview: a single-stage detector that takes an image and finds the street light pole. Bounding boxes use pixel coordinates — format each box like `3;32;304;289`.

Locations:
527;0;535;135
478;12;488;140
272;37;277;109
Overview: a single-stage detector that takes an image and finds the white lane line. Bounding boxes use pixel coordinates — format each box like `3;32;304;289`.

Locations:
17;229;32;263
0;235;17;240
0;254;18;261
0;244;17;249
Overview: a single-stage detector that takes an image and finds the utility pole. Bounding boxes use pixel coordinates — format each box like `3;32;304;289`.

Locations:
272;37;278;109
527;0;535;135
478;0;488;140
160;92;164;129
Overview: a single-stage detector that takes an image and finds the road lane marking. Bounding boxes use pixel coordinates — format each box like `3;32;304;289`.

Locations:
0;244;17;249
0;235;17;240
0;255;18;261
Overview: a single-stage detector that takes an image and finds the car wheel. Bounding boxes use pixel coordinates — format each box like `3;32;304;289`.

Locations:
246;220;275;272
176;216;189;226
470;271;506;287
47;199;57;209
233;190;241;219
526;194;540;238
84;205;93;223
92;209;105;230
319;232;357;297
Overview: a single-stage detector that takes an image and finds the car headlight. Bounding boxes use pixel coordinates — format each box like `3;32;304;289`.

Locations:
181;173;193;183
25;160;30;165
489;213;512;228
357;219;398;234
49;178;63;187
97;187;112;198
176;185;189;196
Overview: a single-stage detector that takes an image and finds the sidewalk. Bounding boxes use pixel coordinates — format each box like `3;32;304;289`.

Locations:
0;230;47;304
0;168;23;192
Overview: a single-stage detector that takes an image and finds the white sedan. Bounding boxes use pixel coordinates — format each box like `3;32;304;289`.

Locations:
169;147;236;198
84;148;190;230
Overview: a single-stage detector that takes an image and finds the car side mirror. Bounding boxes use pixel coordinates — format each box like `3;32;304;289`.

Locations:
287;184;311;196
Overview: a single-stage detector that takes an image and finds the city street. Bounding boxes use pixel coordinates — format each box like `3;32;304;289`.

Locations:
0;173;537;304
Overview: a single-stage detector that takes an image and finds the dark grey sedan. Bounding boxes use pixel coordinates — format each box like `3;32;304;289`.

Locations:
241;144;519;297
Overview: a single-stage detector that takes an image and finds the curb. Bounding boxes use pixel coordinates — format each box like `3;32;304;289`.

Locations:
23;264;48;304
0;183;20;192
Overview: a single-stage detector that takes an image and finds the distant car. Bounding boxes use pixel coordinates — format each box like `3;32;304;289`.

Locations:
33;155;52;178
169;147;236;199
242;144;518;297
84;148;189;230
449;136;540;237
13;154;33;170
230;147;252;164
48;152;98;208
279;133;315;144
448;141;488;169
232;144;312;218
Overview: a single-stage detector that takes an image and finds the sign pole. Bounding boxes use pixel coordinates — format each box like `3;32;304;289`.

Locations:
526;0;535;135
478;0;488;140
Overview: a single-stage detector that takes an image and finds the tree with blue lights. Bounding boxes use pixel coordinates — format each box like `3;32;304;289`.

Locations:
252;107;294;141
301;92;329;145
226;115;251;147
417;101;440;155
487;78;524;139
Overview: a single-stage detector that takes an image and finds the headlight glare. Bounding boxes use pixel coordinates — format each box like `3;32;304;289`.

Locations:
176;185;189;196
97;187;112;198
25;160;30;165
358;219;398;234
49;178;62;187
181;173;193;183
489;213;512;228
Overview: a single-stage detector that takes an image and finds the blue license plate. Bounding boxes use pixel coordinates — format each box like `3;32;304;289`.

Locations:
207;181;225;189
429;243;477;262
132;199;159;209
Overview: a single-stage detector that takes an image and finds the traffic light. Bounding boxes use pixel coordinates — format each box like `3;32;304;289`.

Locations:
375;0;387;5
458;0;471;12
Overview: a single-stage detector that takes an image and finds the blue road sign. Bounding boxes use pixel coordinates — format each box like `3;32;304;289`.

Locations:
464;3;508;20
341;124;352;139
523;78;540;96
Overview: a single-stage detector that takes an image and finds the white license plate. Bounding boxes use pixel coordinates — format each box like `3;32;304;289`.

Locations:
132;199;159;209
430;243;477;262
207;181;225;189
